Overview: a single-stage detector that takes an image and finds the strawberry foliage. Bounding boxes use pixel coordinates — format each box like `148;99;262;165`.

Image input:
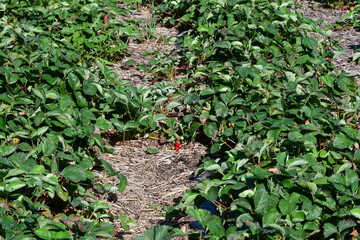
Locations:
144;0;360;239
1;0;359;239
0;0;163;238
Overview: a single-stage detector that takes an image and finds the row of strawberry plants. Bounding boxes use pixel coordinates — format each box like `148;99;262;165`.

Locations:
139;0;360;239
0;0;175;238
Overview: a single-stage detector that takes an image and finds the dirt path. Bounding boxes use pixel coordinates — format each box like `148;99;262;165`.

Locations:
98;140;207;239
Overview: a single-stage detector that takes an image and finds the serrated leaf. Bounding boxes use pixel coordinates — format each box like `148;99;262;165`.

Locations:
61;165;87;182
253;188;269;214
324;223;337;238
203;122;218;139
333;133;354;149
262;208;281;226
279;199;297;215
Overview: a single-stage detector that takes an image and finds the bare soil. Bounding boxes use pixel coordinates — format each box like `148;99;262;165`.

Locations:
92;2;359;239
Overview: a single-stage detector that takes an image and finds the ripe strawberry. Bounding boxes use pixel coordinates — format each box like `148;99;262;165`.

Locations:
175;141;181;147
174;146;180;151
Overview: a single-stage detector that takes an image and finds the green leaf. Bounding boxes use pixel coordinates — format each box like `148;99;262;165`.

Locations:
203;122;218;139
31;126;49;138
276;152;287;166
288;131;303;142
146;147;159;154
262;208;281;226
83;83;97;96
338;219;356;233
143;225;172;240
53;231;73;239
125;59;137;66
303;221;319;231
216;41;231;49
116;173;127;192
35;229;52;240
292;211;305;222
35;228;72;240
252;166;271;179
0;145;16;157
32;87;46;103
61;165;87;182
287;160;308;169
323;223;337;238
253;187;269;214
119;213;138;231
302;37;317;48
341;127;360;141
89;200;109;211
43;74;59;86
298;182;317;195
67;72;81;91
5;181;27;192
350;208;360;219
333;133;354;149
42;138;56;156
75;91;88;107
186;207;225;236
279;199;297;215
56;186;68;202
100;159;116;176
336;76;356;96
167;101;182;109
321;75;335;87
5;169;26;178
355;150;360;161
30;165;45;174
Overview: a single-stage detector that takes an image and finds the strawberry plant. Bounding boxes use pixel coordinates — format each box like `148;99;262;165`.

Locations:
1;0;143;62
1;0;359;238
148;0;360;239
0;0;165;238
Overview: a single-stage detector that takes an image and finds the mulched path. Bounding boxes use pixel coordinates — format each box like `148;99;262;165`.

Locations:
97;140;207;240
91;2;359;239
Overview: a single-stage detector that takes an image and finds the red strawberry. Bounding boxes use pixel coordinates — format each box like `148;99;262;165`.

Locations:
174;146;180;151
175;142;181;147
